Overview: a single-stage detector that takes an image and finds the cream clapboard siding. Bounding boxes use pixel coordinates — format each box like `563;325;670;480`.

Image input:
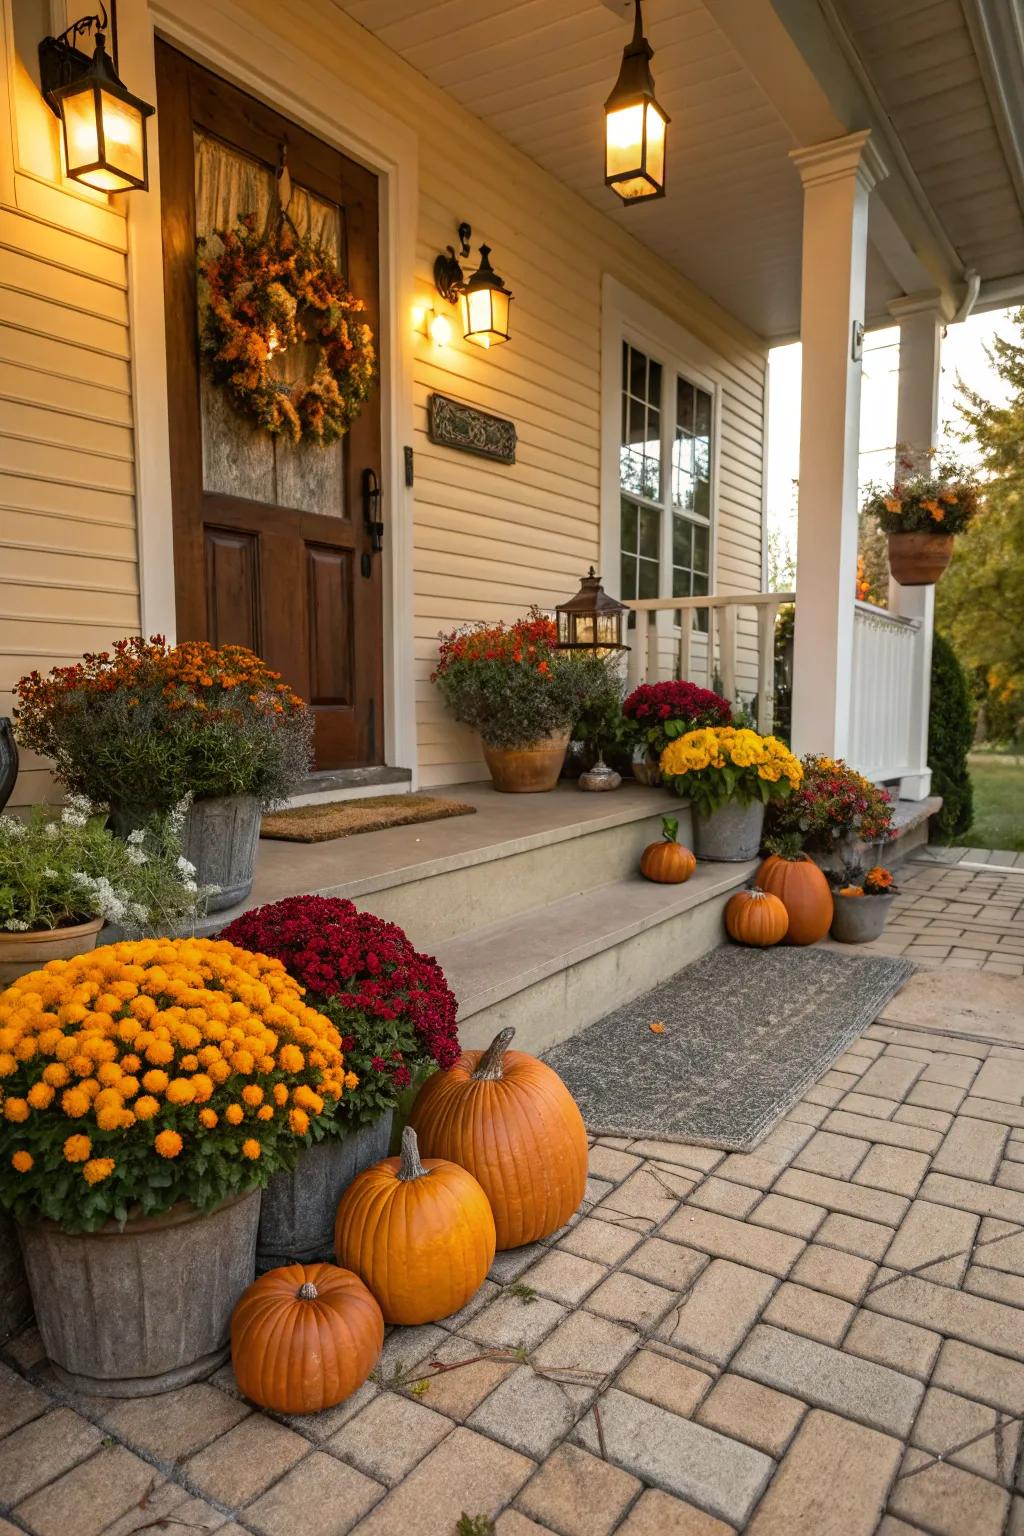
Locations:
0;112;140;804
0;0;767;800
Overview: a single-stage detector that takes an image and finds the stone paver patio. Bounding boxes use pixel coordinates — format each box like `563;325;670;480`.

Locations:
2;859;1024;1536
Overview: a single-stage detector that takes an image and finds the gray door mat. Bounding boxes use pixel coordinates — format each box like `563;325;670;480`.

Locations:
543;946;914;1152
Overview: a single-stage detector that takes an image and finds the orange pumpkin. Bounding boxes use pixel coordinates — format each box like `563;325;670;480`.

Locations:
756;850;833;946
640;816;696;884
839;885;865;897
725;886;789;947
409;1026;587;1249
230;1261;383;1415
334;1127;495;1324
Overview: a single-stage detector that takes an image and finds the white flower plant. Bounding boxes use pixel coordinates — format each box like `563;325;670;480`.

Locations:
0;796;212;936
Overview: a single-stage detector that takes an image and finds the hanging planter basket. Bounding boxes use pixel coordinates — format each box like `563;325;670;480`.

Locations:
887;531;955;587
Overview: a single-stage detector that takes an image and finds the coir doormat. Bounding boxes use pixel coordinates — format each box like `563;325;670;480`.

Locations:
261;794;476;844
543;946;913;1151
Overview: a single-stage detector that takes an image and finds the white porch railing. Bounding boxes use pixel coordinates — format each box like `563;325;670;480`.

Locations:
623;592;794;735
848;600;924;783
623;591;928;792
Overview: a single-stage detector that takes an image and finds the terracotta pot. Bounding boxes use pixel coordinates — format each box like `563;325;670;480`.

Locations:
0;917;104;987
482;731;570;793
18;1189;260;1396
887;531;954;586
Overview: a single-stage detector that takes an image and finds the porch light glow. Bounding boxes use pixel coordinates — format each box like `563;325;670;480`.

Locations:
39;9;154;193
556;569;629;657
459;245;512;349
604;0;669;204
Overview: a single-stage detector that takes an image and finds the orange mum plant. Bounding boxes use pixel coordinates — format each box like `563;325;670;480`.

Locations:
0;938;354;1232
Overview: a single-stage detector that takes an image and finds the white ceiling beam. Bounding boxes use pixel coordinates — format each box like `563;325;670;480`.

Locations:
959;0;1024;215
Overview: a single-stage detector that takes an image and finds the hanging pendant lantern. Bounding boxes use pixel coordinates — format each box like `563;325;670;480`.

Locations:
604;0;669;205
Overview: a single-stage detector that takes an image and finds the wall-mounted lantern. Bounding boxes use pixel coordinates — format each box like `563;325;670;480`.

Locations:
556;569;630;657
39;4;155;193
434;222;513;348
604;0;669;205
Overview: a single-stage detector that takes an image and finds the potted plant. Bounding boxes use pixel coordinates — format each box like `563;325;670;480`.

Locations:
862;453;979;586
765;754;894;873
566;655;629;791
829;864;898;944
0;797;209;984
220;894;460;1269
13;638;313;912
659;726;803;861
623;680;732;785
432;609;595;792
0;936;351;1395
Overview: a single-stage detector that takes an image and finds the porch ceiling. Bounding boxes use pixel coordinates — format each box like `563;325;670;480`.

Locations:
334;0;1023;338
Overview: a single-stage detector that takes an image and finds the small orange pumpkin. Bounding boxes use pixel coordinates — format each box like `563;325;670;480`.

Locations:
640;816;696;884
230;1261;383;1415
409;1027;587;1249
725;886;789;947
334;1126;495;1325
756;841;833;945
838;885;865;897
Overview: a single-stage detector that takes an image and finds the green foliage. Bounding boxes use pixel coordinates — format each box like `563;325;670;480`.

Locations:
936;310;1024;734
315;997;423;1134
457;1517;495;1536
863;453;979;534
0;798;208;934
965;752;1024;852
570;656;629;756
928;633;975;841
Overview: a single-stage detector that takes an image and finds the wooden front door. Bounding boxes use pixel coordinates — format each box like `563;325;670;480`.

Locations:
155;42;384;769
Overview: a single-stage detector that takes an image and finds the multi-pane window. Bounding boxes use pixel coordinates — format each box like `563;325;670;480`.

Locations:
619;340;714;617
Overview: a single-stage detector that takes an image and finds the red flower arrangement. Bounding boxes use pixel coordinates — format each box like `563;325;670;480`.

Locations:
767;754;895;853
220;895;459;1089
623;680;732;761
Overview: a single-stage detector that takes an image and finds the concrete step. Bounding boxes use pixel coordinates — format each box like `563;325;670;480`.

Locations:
436;859;755;1055
205;783;692;947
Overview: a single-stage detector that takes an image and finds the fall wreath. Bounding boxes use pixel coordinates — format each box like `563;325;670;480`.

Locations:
198;212;375;447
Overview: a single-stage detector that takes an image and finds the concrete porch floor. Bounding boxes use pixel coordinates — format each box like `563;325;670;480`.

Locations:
3;859;1024;1536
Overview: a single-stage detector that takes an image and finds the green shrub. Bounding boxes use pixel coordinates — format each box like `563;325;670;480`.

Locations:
928;633;975;840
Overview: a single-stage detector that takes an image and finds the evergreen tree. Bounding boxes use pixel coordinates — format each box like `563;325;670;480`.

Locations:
928;633;975;841
937;310;1024;741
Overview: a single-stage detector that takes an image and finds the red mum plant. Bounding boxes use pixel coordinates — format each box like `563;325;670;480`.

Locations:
623;680;732;761
767;754;895;856
220;896;459;1130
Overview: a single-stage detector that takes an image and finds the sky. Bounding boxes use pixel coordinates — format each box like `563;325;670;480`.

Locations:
766;307;1018;573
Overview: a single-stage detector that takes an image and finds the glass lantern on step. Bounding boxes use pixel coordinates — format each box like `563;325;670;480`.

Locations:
556;570;629;792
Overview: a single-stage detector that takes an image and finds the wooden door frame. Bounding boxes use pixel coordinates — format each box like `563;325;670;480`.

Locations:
119;0;419;782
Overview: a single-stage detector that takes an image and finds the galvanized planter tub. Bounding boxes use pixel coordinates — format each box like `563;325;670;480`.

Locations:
830;892;895;944
111;794;261;914
692;800;765;862
257;1112;393;1270
18;1188;260;1396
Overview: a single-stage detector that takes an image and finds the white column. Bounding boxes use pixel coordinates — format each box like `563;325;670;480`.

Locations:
887;294;946;799
789;131;887;761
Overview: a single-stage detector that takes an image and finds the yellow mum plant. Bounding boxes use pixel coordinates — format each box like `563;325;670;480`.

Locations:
660;727;803;814
0;938;353;1232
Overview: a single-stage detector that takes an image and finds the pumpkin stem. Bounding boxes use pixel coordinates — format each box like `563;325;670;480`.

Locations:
472;1027;515;1081
297;1280;319;1300
661;816;679;844
397;1125;428;1181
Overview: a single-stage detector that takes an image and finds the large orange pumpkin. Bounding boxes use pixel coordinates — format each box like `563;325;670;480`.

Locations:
640;816;696;884
756;851;833;945
725;886;789;947
230;1261;383;1415
334;1127;495;1324
408;1026;587;1249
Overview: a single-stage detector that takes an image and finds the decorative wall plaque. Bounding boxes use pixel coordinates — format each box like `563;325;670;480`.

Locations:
427;392;517;465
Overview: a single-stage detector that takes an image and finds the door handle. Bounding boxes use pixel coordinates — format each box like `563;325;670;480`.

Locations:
362;468;384;554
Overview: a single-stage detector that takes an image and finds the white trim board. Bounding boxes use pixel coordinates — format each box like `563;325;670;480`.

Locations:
120;0;419;781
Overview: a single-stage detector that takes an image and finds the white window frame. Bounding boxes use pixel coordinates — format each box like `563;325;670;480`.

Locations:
600;277;723;646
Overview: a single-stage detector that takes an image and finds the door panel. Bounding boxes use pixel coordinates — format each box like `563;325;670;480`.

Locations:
155;42;384;769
